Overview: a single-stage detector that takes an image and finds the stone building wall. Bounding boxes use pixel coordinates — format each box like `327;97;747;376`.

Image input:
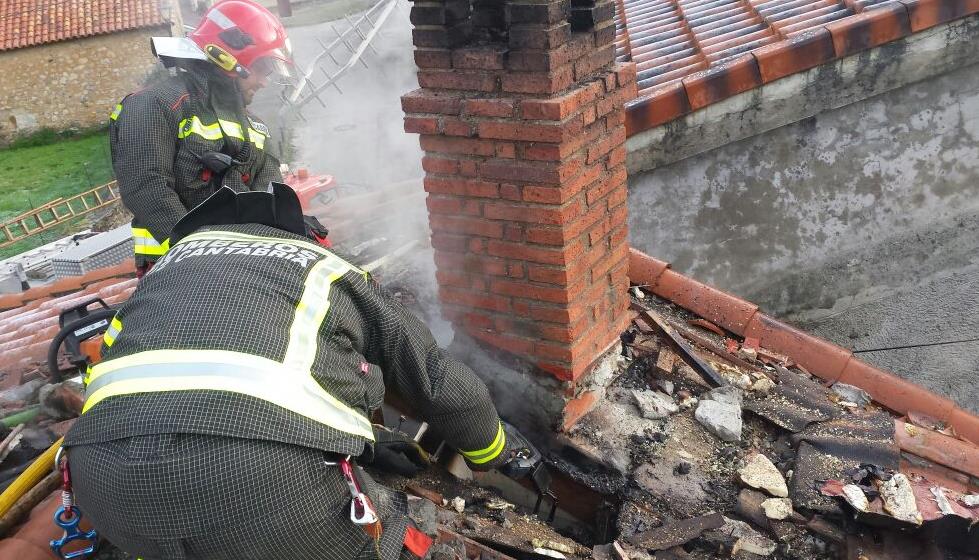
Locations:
0;27;168;142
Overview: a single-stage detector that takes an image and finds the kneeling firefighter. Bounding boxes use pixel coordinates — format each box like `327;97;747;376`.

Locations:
62;184;540;559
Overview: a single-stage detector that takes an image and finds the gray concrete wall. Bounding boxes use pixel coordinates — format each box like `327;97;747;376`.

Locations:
626;15;979;410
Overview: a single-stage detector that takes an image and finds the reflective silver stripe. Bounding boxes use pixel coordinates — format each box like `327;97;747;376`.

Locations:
86;351;374;440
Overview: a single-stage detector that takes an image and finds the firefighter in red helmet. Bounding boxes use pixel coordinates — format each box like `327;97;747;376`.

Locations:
109;0;304;275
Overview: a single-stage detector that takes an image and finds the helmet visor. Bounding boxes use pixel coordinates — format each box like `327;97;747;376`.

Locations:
251;51;296;86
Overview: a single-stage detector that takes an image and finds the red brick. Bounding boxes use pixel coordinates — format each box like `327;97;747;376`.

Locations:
593;21;617;47
430;233;469;252
434;253;508;276
508;22;571;50
507;45;574;72
596;83;637;118
573;44;615;81
418;70;499;92
421;155;460;175
607;144;626;169
413;49;453;69
504;224;524;242
440;287;511;313
609;223;628;249
483;199;583;225
490;277;586;304
538;313;592;343
586;127;626;165
519;82;600;120
582;104;597;126
527;264;572;285
458;159;478;177
443;309;496;331
615;62;637;87
436;270;472;288
501;66;574;94
469;329;535;355
463;98;516;118
478;120;569;143
452;46;507;70
585;165;627;205
430;215;505;238
441;117;475;137
468;238;485;253
426;196;463;215
412;23;471;49
605;109;626;132
520;302;585;325
525;196;607;245
606;182;627;209
507;261;525;278
496;143;517;158
401;89;462;115
499;183;521;201
508;1;571;25
590;243;629;284
479;158;580;185
419;136;496;156
423;177;499;198
487;239;584;265
404;116;439;134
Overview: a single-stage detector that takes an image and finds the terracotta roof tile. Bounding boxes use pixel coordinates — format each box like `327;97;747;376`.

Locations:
0;0;168;52
619;0;979;134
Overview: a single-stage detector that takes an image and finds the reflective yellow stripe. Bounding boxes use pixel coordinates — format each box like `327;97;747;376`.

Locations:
109;104;123;121
460;422;505;464
177;116;222;141
103;317;122;347
85;350;374;440
132;228;170;256
217;120;267;150
282;255;354;374
177;116;265;149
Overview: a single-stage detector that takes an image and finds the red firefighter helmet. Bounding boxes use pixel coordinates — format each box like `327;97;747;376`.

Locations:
153;0;294;83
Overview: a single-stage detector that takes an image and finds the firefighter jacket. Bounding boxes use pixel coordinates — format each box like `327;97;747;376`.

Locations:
109;64;283;266
65;223;510;469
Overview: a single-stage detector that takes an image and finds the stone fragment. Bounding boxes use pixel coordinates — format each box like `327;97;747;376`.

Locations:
532;548;566;559
631;286;645;299
632;389;679;419
704;385;743;407
750;377;775;394
735;489;771;529
761;498;793;520
930;487;955;515
656;379;675;395
531;539;575;555
450;496;465;513
0;378;44;406
831;383;871;406
841;484;869;512
739;453;788;497
960;494;979;507
695;399;741;442
879;473;922;525
704;516;776;556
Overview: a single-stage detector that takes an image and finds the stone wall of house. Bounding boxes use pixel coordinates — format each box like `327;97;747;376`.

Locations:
0;27;168;142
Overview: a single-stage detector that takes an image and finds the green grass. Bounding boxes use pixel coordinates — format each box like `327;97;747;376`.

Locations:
0;130;114;259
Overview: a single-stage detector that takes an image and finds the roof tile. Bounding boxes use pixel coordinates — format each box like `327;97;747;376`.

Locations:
0;0;168;52
825;1;912;57
619;0;979;133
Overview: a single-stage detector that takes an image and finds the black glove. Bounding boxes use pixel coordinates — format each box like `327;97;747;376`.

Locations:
303;215;330;244
367;425;430;477
497;422;543;480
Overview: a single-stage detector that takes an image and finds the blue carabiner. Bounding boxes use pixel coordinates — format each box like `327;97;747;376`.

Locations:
49;506;98;559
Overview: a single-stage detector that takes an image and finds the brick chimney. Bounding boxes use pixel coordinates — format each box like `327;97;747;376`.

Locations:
402;0;636;383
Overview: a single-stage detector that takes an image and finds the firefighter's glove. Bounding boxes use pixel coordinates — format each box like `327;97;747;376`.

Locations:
303;215;329;245
496;423;543;481
368;425;430;477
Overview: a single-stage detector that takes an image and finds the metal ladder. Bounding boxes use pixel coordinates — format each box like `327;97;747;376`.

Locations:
0;182;121;249
280;0;402;118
